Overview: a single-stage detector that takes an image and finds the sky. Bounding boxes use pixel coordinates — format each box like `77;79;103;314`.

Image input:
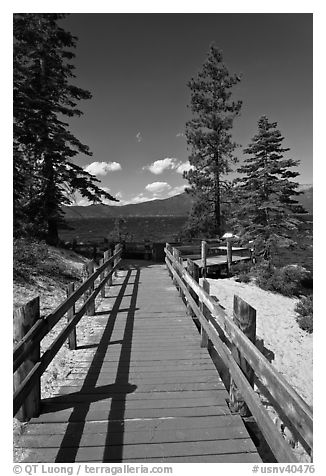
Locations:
59;13;312;205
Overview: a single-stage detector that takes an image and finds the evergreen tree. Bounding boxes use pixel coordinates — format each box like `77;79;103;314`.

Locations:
232;115;306;263
183;45;242;238
14;14;117;243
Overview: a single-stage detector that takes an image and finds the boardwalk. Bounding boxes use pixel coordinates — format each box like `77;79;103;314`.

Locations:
189;255;251;272
18;261;261;463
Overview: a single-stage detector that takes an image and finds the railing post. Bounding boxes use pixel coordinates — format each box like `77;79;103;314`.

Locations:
186;259;200;321
66;283;77;350
13;297;41;420
200;278;210;348
144;240;151;260
165;243;173;278
201;240;207;277
178;256;184;299
172;248;180;289
100;258;105;298
114;244;120;277
85;260;96;316
105;249;113;286
227;239;232;275
229;294;256;416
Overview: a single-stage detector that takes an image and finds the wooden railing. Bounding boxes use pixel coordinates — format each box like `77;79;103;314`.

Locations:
165;243;313;463
175;240;252;276
13;244;123;421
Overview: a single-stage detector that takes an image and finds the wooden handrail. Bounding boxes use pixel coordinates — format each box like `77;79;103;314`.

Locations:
165;244;313;462
13;245;123;417
13;248;121;372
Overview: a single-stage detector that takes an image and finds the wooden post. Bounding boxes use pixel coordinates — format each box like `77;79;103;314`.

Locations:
99;258;105;298
144;240;151;260
227;239;232;275
166;243;173;278
200;278;210;348
66;283;77;350
103;250;109;278
105;249;112;286
178;256;184;298
229;294;256;417
172;248;180;288
85;261;96;316
13;297;41;421
201;240;207;277
186;259;200;320
114;244;120;277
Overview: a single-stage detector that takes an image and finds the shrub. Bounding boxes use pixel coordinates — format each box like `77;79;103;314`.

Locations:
231;260;253;283
295;295;313;333
13;238;49;280
236;273;251;283
231;260;253;275
253;262;310;297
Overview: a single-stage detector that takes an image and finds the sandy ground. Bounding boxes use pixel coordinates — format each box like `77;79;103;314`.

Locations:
205;277;313;462
206;277;313;407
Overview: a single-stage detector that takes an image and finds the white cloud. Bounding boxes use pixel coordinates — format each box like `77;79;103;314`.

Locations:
84;161;122;176
144;157;178;175
136;132;142;142
176;161;194;174
100;188;123;205
75;197;91;207
143;158;194;176
100;186;111;193
145;181;172;195
130;194;155;204
167;184;187;197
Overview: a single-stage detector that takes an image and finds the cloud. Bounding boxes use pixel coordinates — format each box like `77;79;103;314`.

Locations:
176;161;193;174
130;194;155;204
143;158;194;175
167;184;187;196
110;192;156;206
100;188;123;205
136;132;142;142
144;157;178;175
84;161;122;176
145;182;172;195
75;197;91;207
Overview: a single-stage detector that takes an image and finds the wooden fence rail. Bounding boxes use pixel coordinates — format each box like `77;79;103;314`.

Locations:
165;243;313;463
13;244;123;420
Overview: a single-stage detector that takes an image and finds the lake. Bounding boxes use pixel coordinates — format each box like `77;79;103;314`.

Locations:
59;215;312;271
59;216;188;243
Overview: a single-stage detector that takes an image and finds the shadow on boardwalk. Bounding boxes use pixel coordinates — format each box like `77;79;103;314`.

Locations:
21;259;262;463
54;263;141;462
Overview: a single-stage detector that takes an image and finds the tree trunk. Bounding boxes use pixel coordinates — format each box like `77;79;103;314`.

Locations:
47;217;59;246
214;166;221;237
43;157;59;246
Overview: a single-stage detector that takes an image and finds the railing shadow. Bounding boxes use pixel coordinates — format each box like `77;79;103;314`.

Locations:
52;265;140;462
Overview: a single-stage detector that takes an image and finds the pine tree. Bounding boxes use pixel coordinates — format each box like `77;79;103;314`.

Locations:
232;115;306;263
183;45;242;238
13;14;117;243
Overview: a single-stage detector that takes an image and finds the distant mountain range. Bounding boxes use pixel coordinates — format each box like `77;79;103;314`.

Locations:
62;192;192;219
62;185;313;219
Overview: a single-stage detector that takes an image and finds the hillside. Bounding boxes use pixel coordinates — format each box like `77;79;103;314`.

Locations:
62;186;313;219
297;184;313;214
62;193;192;219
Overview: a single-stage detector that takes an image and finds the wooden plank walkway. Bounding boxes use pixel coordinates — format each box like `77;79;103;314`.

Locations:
18;260;261;463
183;255;251;272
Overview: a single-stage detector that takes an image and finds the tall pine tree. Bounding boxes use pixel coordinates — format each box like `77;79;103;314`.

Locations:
183;45;242;238
14;14;118;244
232;116;306;263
